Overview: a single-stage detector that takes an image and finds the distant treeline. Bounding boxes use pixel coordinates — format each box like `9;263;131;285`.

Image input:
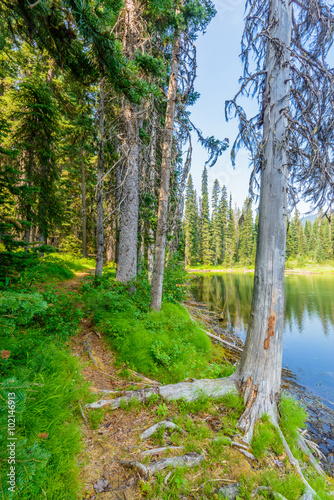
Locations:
184;167;334;267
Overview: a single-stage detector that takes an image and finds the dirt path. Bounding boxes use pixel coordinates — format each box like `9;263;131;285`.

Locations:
62;272;177;499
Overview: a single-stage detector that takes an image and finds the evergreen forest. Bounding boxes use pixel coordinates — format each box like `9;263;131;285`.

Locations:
184;168;334;268
1;0;334;499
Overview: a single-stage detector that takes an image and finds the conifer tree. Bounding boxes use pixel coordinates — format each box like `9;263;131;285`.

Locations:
219;185;228;262
238;198;254;266
201;166;212;265
224;194;236;267
304;220;312;256
211;179;221;265
10;76;60;243
319;214;332;260
184;175;198;266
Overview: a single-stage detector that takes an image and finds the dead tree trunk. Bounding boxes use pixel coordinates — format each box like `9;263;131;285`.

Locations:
150;37;180;310
95;79;105;276
81;158;87;258
116;0;140;283
233;0;291;442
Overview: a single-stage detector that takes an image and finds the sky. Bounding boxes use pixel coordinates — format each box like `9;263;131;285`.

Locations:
189;1;252;210
188;1;334;215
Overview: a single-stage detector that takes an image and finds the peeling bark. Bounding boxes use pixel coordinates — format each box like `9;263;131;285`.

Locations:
233;0;292;442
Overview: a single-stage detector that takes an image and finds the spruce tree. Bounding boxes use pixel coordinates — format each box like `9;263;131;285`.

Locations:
304;220;312;257
219;185;228;263
201;166;212;265
184;175;198;266
224;194;236;267
211;179;221;265
10;76;60;243
238;198;254;266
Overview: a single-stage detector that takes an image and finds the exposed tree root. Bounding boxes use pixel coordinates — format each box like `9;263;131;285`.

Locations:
82;338;121;381
297;433;325;475
86;373;327;499
86;376;237;409
275;424;319;500
120;452;204;478
140;421;185;440
231;442;256;461
141;446;184;456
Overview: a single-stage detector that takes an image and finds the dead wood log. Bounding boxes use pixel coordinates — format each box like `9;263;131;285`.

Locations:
86;377;237;409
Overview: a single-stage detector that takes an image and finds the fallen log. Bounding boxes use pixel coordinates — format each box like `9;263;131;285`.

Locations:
86;377;237;409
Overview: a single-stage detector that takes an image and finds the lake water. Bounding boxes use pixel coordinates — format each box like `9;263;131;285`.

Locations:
190;272;334;409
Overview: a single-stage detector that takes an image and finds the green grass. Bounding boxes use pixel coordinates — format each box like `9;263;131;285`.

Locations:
83;269;233;384
186;259;334;275
279;393;308;441
14;253;95;288
0;281;90;499
251;415;284;460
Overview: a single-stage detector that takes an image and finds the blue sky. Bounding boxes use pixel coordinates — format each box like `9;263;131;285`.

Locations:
189;1;252;210
188;1;333;215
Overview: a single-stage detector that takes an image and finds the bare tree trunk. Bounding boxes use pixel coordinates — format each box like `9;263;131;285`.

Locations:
116;99;139;281
95;79;105;276
234;0;291;442
150;37;180;310
81;158;87;258
116;0;140;283
147;109;157;281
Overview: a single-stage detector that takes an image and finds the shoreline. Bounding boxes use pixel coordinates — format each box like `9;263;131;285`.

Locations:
187;267;334;275
184;296;334;474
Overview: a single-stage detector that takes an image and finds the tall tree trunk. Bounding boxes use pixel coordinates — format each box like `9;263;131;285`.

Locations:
150;37;180;310
116;0;140;282
116;99;139;281
234;0;291;442
81;158;87;258
147;109;157;281
95;79;105;276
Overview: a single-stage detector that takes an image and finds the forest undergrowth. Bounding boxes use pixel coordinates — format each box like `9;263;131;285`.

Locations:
1;254;333;499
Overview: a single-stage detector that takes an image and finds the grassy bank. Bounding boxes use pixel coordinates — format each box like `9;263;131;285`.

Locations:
82;266;234;384
187;259;334;274
1;255;333;499
0;255;93;499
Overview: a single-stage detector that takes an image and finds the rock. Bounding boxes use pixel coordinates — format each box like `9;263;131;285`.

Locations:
93;479;109;493
216;483;240;499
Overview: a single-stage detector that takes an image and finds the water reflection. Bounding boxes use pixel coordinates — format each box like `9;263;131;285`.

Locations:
191;272;334;407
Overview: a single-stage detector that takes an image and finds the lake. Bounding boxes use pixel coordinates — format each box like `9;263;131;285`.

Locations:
190;272;334;409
